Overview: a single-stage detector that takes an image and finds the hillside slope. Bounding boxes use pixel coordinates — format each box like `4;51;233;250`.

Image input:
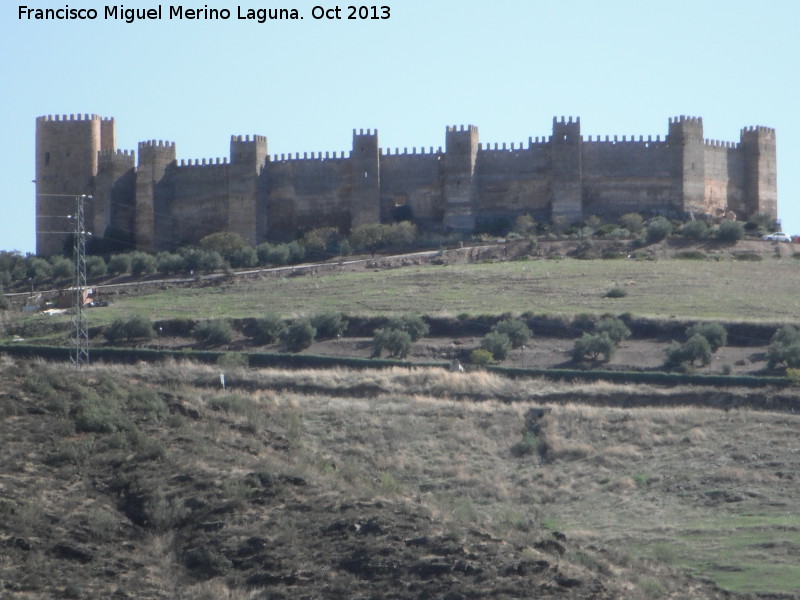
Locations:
5;359;796;597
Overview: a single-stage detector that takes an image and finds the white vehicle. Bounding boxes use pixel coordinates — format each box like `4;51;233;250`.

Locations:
762;232;792;242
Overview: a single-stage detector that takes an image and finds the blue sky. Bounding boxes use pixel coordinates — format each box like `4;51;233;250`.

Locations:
1;0;797;253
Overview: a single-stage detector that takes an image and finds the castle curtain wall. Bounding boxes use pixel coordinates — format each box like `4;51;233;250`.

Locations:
581;139;677;218
34;115;778;255
475;143;551;224
379;151;444;226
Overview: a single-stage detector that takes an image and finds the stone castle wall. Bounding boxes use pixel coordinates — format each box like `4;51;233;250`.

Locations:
34;115;778;255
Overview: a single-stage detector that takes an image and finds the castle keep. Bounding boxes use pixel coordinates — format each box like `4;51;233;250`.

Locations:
35;114;777;256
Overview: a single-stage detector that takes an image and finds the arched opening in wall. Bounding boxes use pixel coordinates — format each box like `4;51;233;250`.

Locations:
393;195;413;223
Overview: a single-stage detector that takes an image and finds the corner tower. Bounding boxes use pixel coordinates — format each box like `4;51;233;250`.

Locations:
740;126;777;222
35;114;115;255
443;125;479;232
550;116;583;224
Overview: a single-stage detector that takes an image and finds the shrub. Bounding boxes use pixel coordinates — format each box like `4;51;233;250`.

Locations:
256;242;274;265
512;214;537;237
192;320;233;347
492;318;532;348
105;315;155;344
666;334;712;368
263;244;291;266
646;217;673;243
593;316;630;344
619;212;644;234
387;314;429;341
681;220;708;240
75;394;128;433
310;311;348;339
156;252;188;274
27;257;53;282
217;352;249;369
686;322;727;352
510;432;541;457
197;250;226;272
733;252;762;261
674;250;705;260
280;319;316;352
773;325;800;347
605;287;627;298
480;331;512;361
287;241;305;263
572;332;615;363
715;220;745;242
766;326;800;369
128;251;157;276
470;348;494;366
301;227;340;255
50;256;73;279
199;232;250;261
228;246;258;268
385;221;417;249
249;315;284;345
86;255;107;278
350;223;388;256
372;327;412;358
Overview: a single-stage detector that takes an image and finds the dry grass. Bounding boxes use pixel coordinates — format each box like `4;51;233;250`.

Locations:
3;358;800;596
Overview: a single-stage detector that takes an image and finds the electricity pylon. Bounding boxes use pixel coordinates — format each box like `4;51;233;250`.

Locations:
71;194;90;369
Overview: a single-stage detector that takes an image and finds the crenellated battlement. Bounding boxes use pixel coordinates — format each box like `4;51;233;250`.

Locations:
584;134;665;145
669;115;703;125
381;146;442;156
478;141;529;153
268;150;348;163
552;116;581;143
37;113;104;122
554;116;580;125
353;128;377;137
179;157;229;167
446;124;479;133
230;134;268;143
98;148;134;157
97;148;135;173
740;125;775;134
139;139;175;149
704;139;739;149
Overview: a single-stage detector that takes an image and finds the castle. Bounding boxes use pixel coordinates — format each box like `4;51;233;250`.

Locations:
35;114;777;256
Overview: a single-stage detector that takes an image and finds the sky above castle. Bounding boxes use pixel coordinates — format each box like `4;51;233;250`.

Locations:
1;0;798;252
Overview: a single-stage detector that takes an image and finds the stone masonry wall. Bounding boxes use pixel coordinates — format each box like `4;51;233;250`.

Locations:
35;115;778;255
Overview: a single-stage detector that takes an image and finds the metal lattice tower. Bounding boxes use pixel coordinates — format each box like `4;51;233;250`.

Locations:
71;194;90;369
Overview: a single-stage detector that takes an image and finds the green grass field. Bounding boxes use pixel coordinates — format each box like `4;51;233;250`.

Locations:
100;257;800;323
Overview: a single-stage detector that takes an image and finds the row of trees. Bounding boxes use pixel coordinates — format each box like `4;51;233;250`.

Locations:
95;311;800;374
0;222;429;287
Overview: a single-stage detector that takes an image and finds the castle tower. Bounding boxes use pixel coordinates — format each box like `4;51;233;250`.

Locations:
229;134;268;244
350;129;381;228
135;140;176;252
443;124;479;232
35;114;115;255
95;149;136;243
740;126;777;222
550;116;583;224
668;116;705;215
